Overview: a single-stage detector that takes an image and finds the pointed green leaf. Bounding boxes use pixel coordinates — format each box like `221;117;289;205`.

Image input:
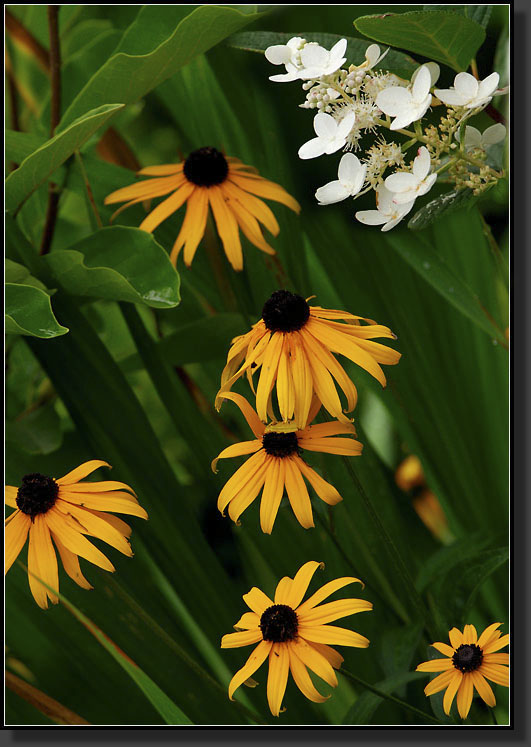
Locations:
44;227;180;308
5;284;68;338
354;11;486;71
5;104;125;212
342;671;424;724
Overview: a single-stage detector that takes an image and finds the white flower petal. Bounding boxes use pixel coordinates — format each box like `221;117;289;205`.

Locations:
477;72;500;100
411;65;431;102
482;123;506;147
315;180;350;204
331;38;348;60
389;109;419;131
313;112;337;139
355;209;387;226
365;44;381;68
350;164;367;194
338;152;361;184
385;172;418;193
269;71;300;83
374;185;395;213
265;45;292;66
418;173;437;196
300;44;329;69
457;125;482;147
381;214;407;231
412;146;431;179
336;111;356;139
376;87;412;116
433;88;468;106
454;72;479;100
298;137;327;160
324;137;347;155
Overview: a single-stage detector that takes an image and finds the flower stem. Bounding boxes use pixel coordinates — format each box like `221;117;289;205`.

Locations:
39;5;61;256
340;667;443;725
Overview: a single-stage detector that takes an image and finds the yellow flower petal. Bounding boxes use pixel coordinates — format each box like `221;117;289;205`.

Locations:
267;643;290;717
228;640;271;700
456;673;474;719
5;510;31;574
288;646;329;703
243;587;274;615
470;671;496;707
298;624;369;648
56;460;111;485
283;458;314;530
299;599;373;626
221;629;263;649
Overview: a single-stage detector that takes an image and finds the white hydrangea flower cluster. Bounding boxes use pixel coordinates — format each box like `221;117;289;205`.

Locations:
265;37;507;231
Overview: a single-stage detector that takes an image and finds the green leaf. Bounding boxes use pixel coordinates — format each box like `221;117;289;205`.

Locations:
5;259;46;290
342;671;424;724
383;231;506;344
5;284;68;339
5;130;47;165
354;11;486;71
408;189;477;230
21;567;193;725
58;5;265;130
44;227;180;308
5;104;125;213
423;5;493;29
6;402;63;455
228;31;418;77
121;312;246;372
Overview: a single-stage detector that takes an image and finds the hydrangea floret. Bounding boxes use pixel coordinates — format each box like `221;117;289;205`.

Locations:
265;37;507;230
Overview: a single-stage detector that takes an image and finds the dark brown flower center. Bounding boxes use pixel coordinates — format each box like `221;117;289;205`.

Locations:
260;604;298;642
183;147;228;186
262;431;300;458
16;473;58;519
262;290;310;333
452;643;483;673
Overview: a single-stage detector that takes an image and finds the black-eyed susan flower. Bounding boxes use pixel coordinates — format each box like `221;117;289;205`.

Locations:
416;623;509;719
104;147;300;270
216;289;401;427
221;561;372;716
5;460;148;609
212;392;362;534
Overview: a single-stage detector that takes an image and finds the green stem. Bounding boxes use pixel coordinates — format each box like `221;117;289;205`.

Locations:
340;668;443;725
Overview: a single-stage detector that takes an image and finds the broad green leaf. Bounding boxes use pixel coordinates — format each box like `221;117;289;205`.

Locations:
5;259;46;290
416;534;490;592
423;5;493;29
44;227;180;308
121;312;246;372
6;401;63;455
383;231;506;344
58;5;266;130
5;104;124;212
228;31;418;78
354;11;486;71
5;130;47;165
342;671;424;724
5;284;68;338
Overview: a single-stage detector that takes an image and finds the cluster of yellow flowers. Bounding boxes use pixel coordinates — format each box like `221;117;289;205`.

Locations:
5;147;508;722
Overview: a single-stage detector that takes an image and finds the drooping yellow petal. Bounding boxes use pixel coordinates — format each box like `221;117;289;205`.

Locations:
61;480;136;495
139;181;194;234
230;174;301;214
301;421;357;439
300;329;358;415
211;440;262;474
296;576;364;614
298;624;370;649
289;334;313;429
289;637;338;688
5;510;31;573
299;599;373;626
182;188;210;267
424;669;456;697
209;186;243;271
230;200;276;256
59;501;133;557
227;456;269;525
259;458;285;535
223;181;280;236
288;646;330;703
243;586;274;615
28;516;59;608
456;673;474;719
60;491;148;520
470;671;496;707
443;671;462;715
104;175;183;205
284;458;314;530
228;640;272;700
267;643;290;717
137;163;183;176
56;460;111;485
216;392;265;438
52;533;93;590
217;451;266;515
294;457;343;506
45;508;115;572
255;332;284;423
